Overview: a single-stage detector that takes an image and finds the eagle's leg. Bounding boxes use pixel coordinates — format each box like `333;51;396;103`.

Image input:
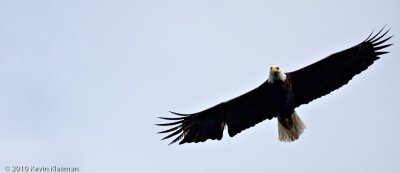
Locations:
277;111;306;142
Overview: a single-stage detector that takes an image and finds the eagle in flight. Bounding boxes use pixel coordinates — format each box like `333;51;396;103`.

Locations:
156;27;393;145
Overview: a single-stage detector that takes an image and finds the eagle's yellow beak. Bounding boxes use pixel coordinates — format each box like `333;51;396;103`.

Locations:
271;66;280;73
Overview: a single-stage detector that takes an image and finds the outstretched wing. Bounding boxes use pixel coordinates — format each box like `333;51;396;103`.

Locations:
288;27;393;108
156;81;278;145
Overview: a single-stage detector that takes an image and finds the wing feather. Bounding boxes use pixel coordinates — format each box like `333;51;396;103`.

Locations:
156;82;277;145
288;27;393;107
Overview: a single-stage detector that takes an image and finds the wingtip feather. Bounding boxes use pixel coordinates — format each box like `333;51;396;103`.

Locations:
158;116;185;120
374;44;393;51
364;29;375;42
158;125;181;134
375;52;389;55
366;26;386;42
373;35;393;46
155;120;184;126
370;28;391;43
169;111;190;116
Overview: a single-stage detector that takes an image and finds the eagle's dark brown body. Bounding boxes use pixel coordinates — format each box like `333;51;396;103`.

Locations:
271;78;296;129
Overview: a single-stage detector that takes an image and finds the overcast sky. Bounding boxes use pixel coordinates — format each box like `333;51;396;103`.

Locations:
0;0;399;173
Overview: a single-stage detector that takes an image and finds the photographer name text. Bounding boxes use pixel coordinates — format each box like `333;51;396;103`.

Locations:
5;166;79;172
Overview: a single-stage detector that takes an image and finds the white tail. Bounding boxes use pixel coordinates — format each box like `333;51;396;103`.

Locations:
278;112;306;142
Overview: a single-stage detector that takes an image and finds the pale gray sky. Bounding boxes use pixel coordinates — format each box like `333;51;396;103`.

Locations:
0;0;399;173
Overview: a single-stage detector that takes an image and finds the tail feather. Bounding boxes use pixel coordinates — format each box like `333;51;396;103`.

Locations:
278;112;306;142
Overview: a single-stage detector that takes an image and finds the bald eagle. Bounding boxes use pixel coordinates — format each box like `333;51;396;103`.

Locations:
157;27;393;145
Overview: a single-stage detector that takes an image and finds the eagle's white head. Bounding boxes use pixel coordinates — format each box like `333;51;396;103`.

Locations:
267;65;287;83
